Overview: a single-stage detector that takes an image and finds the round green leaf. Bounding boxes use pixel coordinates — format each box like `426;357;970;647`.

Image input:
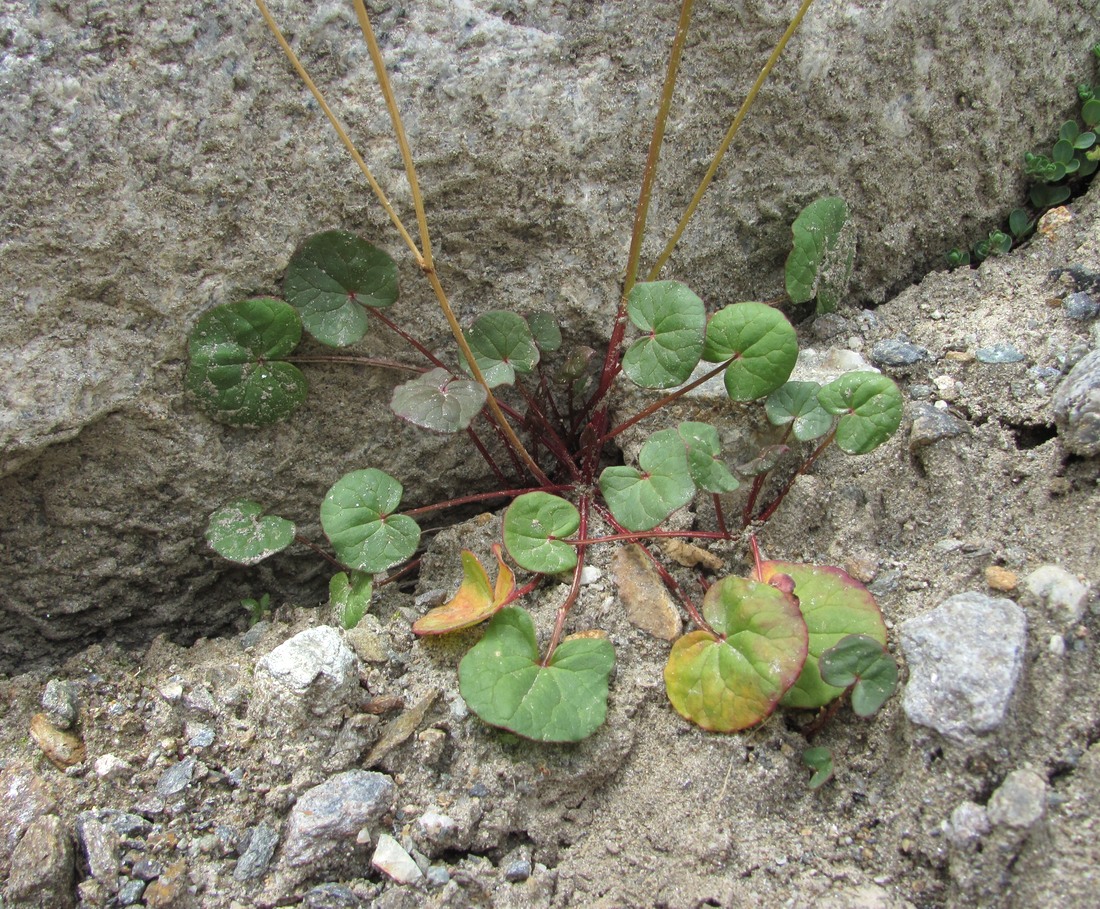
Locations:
819;634;898;717
758;561;887;710
702;303;798;401
527;312;562;353
803;746;834;789
817;372;903;454
599;427;696;531
1083;97;1100;129
664;577;808;732
621;281;706;389
785;196;856;314
459;607;615;742
502;492;580;574
320;469;420;573
765;381;833;442
205;500;295;565
461;311;540;388
284;230;398;347
676;422;739;493
390;367;488;433
186;298;307;427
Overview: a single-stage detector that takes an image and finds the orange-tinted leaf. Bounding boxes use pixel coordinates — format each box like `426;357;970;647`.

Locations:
413;545;516;635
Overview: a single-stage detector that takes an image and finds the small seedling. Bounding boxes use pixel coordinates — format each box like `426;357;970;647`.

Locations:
191;0;903;767
803;746;834;789
241;593;272;627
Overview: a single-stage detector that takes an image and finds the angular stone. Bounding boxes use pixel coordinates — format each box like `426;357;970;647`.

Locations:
155;758;196;798
41;679;80;730
76;816;121;891
1053;349;1100;456
142;860;191;909
871;339;930;367
365;690;439;768
901;592;1027;743
6;814;76;909
988;768;1047;830
282;771;396;868
233;823;279;882
253;626;359;720
371;834;423;885
1021;564;1090;625
0;765;58;863
611;544;682;641
908;402;968;450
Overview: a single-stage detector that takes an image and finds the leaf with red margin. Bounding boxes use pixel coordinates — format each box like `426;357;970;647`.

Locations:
757;561;888;709
413;545;516;635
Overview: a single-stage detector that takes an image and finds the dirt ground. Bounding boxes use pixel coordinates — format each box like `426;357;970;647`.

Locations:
1;185;1098;908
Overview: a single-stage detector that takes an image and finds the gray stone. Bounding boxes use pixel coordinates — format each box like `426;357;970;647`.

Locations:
282;771;395;868
76;816;121;891
504;859;533;883
155;757;196;797
413;798;481;856
425;865;451;887
117;878;147;906
0;765;58;864
1021;564;1090;625
975;344;1026;364
988;768;1047;830
253;626;359;721
908;402;967;450
1052;349;1100;456
1063;291;1099;320
1;0;1096;676
5;814;76;909
76;809;151;840
233;823;279;882
900;591;1027;743
302;883;362;909
871;339;930;367
41;679;80;730
947;801;990;849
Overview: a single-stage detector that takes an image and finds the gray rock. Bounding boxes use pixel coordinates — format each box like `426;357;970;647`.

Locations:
282;771;395;868
425;865;451;888
155;757;196;797
76;816;121;892
1063;291;1099;321
117;878;147;906
76;809;151;839
302;883;362;909
900;591;1027;743
413;798;482;856
1052;349;1100;456
41;679;80;730
988;768;1047;830
5;814;76;909
947;801;990;849
253;626;359;721
504;859;533;883
975;344;1026;364
233;823;279;882
0;765;58;863
1021;564;1090;625
131;858;165;882
908;402;967;450
871;339;930;367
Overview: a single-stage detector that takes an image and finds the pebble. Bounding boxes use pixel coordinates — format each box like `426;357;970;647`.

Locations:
302;882;361;908
344;616;390;663
988;769;1047;829
908;402;967;450
94;753;132;779
371;833;423;884
143;859;189;909
366;690;439;767
254;626;360;717
425;865;451;887
79;809;152;839
76;815;121;889
946;801;990;848
0;765;58;859
900;591;1028;743
117;878;147;906
186;724;215;749
1052;349;1100;456
282;771;396;868
504;859;533;882
132;857;165;881
156;757;197;797
975;344;1026;364
1021;564;1090;625
871;339;930;367
985;566;1017;592
1063;291;1099;320
6;815;76;909
29;713;86;769
415;798;481;855
233;823;279;882
611;544;682;641
41;679;80;729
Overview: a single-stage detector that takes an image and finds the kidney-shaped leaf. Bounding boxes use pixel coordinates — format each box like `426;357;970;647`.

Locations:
819;634;898;717
391;367;487;433
677;422;739;493
817;372;903;454
757;561;887;710
320;469;420;573
785;197;855;314
702;303;798;401
186;298;307;427
461;312;540;388
284;230;398;347
459;607;615;742
503;492;580;574
664;576;807;732
205;500;296;565
599;427;695;531
622;281;706;389
413;545;517;635
765;381;833;442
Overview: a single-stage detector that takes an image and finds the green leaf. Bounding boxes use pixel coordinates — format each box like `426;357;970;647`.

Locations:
320;469;420;573
186;298;307;427
284;230;398;347
205;500;295;565
461;311;540;388
702;303;798;401
677;422;739;493
390;367;487;433
527;312;563;353
1008;208;1032;239
785;197;856;314
329;571;373;630
599;428;696;531
664;576;807;732
502;492;580;574
803;746;834;789
413;545;516;635
459;607;615;742
1073;131;1096;151
1052;138;1076;166
819;634;899;717
736;444;789;477
765;381;832;442
1083;98;1100;129
1030;184;1071;209
1059;120;1080;144
817;372;903;454
757;561;887;710
621;281;706;389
